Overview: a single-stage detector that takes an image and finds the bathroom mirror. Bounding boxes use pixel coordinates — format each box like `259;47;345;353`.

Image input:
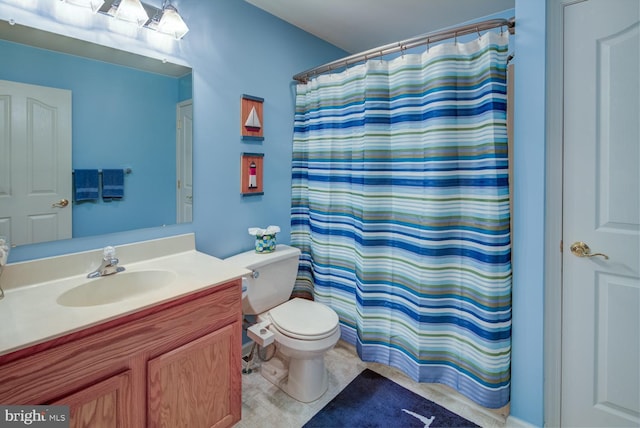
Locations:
0;21;193;247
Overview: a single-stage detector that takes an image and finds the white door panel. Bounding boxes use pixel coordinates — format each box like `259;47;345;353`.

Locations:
562;1;640;427
0;80;72;245
176;100;193;223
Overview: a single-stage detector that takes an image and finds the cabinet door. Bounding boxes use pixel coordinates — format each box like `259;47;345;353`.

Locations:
52;370;132;428
147;323;241;428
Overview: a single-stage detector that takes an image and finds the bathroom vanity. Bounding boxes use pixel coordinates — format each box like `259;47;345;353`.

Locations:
0;234;249;428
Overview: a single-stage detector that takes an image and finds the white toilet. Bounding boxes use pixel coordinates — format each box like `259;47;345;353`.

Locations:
225;244;341;402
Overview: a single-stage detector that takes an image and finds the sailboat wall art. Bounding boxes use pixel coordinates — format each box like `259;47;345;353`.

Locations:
241;94;264;141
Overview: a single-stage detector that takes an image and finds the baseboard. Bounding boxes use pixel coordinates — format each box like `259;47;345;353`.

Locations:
506;415;539;428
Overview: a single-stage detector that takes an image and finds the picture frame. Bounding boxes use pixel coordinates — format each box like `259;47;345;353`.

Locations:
240;152;264;195
241;94;264;141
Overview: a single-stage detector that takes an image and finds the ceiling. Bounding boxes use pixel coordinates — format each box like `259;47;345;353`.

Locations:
245;0;515;54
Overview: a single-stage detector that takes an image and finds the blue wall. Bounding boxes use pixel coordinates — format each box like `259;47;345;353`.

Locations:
511;0;546;426
1;0;347;261
1;1;548;425
178;73;192;101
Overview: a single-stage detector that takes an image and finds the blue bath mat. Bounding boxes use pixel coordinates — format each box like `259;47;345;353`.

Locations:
304;369;480;428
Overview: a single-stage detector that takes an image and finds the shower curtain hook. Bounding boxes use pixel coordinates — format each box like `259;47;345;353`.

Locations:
454;31;458;45
476;26;482;39
379;51;383;65
427;37;430;53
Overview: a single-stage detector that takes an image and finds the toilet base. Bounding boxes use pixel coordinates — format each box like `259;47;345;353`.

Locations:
260;353;288;385
260;351;329;403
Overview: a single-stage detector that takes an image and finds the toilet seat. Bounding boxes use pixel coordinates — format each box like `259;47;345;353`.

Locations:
268;298;339;340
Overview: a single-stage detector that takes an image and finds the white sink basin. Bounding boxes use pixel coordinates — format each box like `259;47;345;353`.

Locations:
57;270;177;307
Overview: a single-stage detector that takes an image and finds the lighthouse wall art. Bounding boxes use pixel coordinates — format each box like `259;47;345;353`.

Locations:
240;152;264;195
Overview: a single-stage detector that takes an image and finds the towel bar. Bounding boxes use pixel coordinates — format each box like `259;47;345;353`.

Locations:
72;168;132;175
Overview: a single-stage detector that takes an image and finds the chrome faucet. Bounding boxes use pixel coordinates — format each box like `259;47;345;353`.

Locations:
87;246;125;278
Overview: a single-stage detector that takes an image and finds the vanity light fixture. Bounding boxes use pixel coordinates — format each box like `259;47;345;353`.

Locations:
63;0;189;39
157;2;189;39
147;0;189;39
64;0;105;13
108;0;149;27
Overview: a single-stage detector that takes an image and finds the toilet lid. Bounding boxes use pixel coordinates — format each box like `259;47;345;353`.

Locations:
269;298;339;340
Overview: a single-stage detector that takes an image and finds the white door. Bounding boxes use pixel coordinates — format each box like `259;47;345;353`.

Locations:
0;80;72;246
176;100;193;223
562;1;640;427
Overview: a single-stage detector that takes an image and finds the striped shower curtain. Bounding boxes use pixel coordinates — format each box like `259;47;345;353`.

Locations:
291;31;511;408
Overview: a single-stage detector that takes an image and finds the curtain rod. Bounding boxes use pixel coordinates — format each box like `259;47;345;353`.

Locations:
293;17;515;83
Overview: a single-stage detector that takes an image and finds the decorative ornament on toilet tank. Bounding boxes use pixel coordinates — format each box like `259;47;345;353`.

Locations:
248;226;280;253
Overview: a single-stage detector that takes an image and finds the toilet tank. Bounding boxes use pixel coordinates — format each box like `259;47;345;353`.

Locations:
224;244;301;315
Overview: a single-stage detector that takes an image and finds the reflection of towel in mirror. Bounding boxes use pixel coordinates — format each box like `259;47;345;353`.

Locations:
74;169;99;201
102;169;124;200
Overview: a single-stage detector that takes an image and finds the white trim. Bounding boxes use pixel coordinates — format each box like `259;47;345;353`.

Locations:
544;1;588;427
544;1;565;426
175;98;193;224
507;415;540;428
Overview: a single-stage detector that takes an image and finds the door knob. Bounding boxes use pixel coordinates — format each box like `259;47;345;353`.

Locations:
52;198;69;208
570;241;609;260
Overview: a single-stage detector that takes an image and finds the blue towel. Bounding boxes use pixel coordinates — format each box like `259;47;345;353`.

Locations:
102;169;124;199
74;169;99;201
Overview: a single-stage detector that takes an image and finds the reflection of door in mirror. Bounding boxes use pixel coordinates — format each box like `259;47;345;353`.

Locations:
176;100;193;223
0;80;72;246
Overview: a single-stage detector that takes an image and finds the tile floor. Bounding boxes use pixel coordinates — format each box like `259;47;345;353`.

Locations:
234;340;509;428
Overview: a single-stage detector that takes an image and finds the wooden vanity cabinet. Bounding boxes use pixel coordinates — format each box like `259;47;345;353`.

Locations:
0;280;242;428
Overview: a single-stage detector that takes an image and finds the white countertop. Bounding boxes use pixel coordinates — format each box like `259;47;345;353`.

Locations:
0;235;250;357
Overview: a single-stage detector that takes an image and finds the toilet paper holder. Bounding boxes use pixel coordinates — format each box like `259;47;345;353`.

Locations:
247;320;274;347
